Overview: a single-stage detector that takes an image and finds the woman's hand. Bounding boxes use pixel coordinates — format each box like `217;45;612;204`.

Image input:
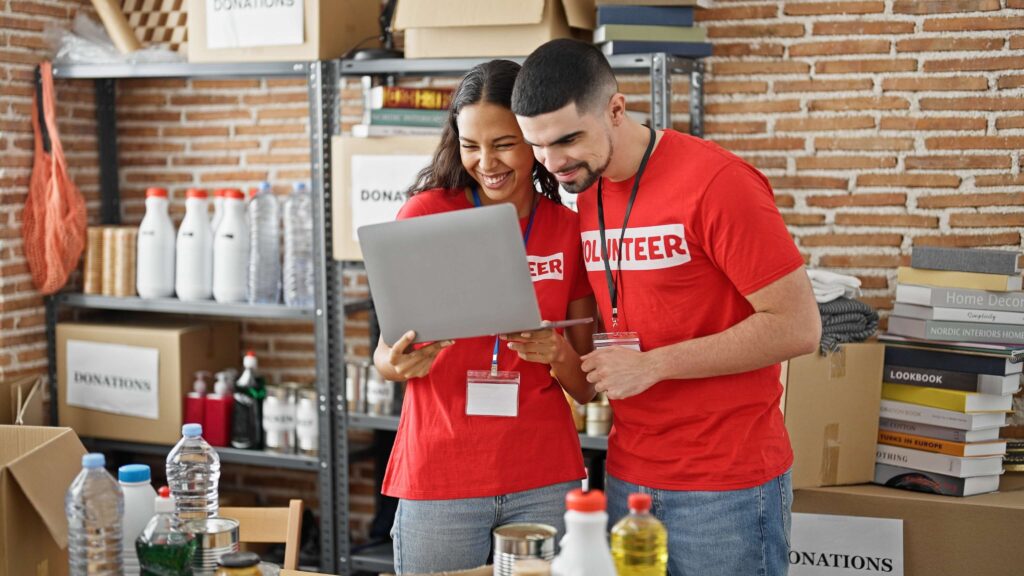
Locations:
501;322;568;365
374;331;453;381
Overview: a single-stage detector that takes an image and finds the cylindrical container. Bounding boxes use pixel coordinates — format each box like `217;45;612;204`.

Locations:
215;551;261;576
247;181;281;304
345;359;367;413
263;384;298;454
114;227;138;297
365;365;395;416
118;464;157;575
101;226;118;296
283;181;314;308
66;453;124;576
137;187;176;298
493;523;557;576
84;226;104;294
586;404;611;436
296;387;319;456
213;189;250;303
177;188;214;301
185;517;240;576
513;559;552;576
167;424;221;523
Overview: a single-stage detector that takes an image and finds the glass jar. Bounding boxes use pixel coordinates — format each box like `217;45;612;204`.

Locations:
215;551;261;576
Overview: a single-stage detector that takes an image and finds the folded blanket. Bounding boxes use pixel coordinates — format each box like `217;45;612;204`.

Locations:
806;269;862;303
818;297;879;354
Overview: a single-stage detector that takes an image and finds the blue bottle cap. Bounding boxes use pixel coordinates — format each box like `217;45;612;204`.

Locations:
293;182;308;193
82;453;105;468
182;423;203;437
118;464;151;483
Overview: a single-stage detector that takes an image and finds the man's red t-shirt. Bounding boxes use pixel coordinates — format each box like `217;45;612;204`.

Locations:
576;130;805;491
382;188;591;500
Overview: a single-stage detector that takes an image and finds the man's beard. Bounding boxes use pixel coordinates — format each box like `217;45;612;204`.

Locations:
560;138;613;194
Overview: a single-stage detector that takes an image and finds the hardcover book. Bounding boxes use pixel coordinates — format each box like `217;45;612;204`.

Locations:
875;444;1004;478
893;302;1024;326
369;108;447;128
593;24;707;43
883;363;1019;395
873;463;1000;497
597;5;695;27
877;429;1006;457
370;86;453;110
896;284;1024;313
599;40;713;57
897;266;1022;291
879;399;1007;431
911;246;1021;276
888;316;1024;346
881;382;1013;413
878;417;1001;443
884;341;1024;375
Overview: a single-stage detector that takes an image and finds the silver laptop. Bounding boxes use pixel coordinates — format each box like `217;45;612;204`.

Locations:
358;203;591;345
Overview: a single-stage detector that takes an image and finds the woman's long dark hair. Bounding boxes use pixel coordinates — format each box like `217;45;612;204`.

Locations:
407;59;561;204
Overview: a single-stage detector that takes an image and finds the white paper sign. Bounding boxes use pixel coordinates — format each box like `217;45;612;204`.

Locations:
790;513;903;575
66;340;160;419
205;0;304;49
350;154;432;241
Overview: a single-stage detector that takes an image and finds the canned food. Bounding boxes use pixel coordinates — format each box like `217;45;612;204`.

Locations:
296;387;319;456
366;365;396;416
215;551;261;576
493;523;556;576
263;384;298;454
345;359;369;413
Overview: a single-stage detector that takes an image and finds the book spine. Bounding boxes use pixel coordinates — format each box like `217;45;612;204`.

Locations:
873;463;969;496
875;445;970;477
597;6;695;27
877;418;972;442
371;87;452;110
897;266;1018;291
601;41;713;58
879;400;971;429
911;247;1019;276
881;382;968;412
369;108;447;128
884;345;1015;375
928;306;1024;325
929;287;1024;313
351;124;443;138
877;430;968;457
923;319;1024;345
883;364;979;393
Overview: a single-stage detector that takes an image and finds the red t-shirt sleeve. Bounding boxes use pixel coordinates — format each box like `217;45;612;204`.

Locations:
697;162;805;296
396;193;430;221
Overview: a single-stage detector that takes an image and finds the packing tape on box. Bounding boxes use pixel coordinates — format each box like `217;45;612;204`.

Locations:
820;422;841;485
828;346;847;379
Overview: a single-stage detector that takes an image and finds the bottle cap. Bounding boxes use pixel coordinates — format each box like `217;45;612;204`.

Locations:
293;182;308;194
243;350;258;369
628;493;652;513
186;188;208;199
565;488;605;513
223;188;245;200
155;486;175;513
82;453;105;469
118;464;151;483
214;372;230;396
145;187;168;198
217;552;261;568
193;371;209;395
182;423;203;437
248;187;259;199
258;181;271;194
214;188;227;198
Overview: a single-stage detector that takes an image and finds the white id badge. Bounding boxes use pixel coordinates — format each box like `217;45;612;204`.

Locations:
593;331;642;351
466;370;520;417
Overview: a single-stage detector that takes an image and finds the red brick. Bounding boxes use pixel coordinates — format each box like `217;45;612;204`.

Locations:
706;100;802;115
743;156;789;171
169;94;240;106
913;233;1021;248
162;126;231;138
712;43;786;57
882;77;988;91
785;2;884;15
920;97;1024;111
245;154;311;164
199;170;270;183
976;175;1024;187
191;79;262;90
790;39;889;57
697;5;780;20
950;213;1024;227
776;195;796;208
706;23;807;38
894;0;1000;13
783;214;827;226
997;76;1024;90
235;125;306;136
927;136;1024;150
879;117;986;131
809;97;910;111
836;214;937;227
776;117;875;132
705;81;768;95
0;16;44;31
713;61;812;76
924;57;1024;73
917;192;1024;208
243;93;308;105
771;176;849;190
1012;36;1024;50
266;78;307;88
856;174;961;188
9;34;49;50
190;140;262;151
924;16;1024;31
806;193;907;207
704;121;767;134
812;21;916;35
905;155;1011;170
185;110;253;122
801;233;903;247
858;276;890;290
815;59;918;74
816;137;914;151
819;254;903;268
996;116;1024;129
796;156;897;170
897;37;1003;52
117;93;168;107
774;79;873;93
257;107;312;120
712;138;805;151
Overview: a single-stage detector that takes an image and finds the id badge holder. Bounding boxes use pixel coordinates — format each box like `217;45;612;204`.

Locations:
466;370;520;417
593;331;641;351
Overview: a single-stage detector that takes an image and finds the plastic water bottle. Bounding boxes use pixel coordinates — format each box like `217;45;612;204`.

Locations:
66;453;124;576
166;424;221;524
611;493;668;576
120;464;157;576
283;182;314;308
211;188;226;233
247;181;281;304
551;489;616;576
137;187;176;298
136;486;197;575
176;188;213;301
213;189;249;303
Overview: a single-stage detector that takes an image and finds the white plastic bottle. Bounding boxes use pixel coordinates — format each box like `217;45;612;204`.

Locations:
166;423;221;523
66;453;124;576
136;187;176;298
119;464;157;575
210;188;226;233
283;182;314;308
551;489;616;576
175;188;213;301
213;188;249;303
247;181;281;304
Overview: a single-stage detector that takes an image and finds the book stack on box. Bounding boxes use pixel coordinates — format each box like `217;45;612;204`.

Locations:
874;246;1024;496
593;0;713;58
352;85;451;138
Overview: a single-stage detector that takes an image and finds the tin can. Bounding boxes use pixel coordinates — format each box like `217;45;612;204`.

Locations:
365;365;396;416
263;384;298;454
493;523;557;576
214;551;261;576
296;387;319;456
586;403;612;436
345;358;368;413
185;517;240;576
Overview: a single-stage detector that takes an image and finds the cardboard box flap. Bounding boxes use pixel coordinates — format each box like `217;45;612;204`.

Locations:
562;0;596;30
395;0;547;30
6;427;87;548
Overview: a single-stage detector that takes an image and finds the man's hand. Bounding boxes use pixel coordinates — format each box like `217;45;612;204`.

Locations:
580;346;661;400
386;330;453;380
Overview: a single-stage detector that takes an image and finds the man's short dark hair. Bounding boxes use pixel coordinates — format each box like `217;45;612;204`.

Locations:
512;39;618;118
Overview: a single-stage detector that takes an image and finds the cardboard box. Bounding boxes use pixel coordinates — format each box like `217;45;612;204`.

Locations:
794;478;1024;576
0;426;88;576
394;0;596;59
331;135;440;261
187;0;379;63
57;321;239;445
781;343;884;489
0;376;44;426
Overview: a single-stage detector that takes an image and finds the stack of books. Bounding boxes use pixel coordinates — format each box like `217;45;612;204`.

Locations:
353;85;451;138
875;246;1024;496
593;0;713;58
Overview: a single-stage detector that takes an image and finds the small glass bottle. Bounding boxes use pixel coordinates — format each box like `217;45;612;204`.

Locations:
215;551;262;576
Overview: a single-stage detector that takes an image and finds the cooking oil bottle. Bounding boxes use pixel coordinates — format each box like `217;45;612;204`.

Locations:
611;493;668;576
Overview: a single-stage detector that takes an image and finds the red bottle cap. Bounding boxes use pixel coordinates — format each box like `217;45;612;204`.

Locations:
248;187;259;199
214;188;227;197
223;189;245;200
566;488;605;512
628;493;652;513
158;486;171;498
146;187;168;198
246;350;256;357
186;188;208;199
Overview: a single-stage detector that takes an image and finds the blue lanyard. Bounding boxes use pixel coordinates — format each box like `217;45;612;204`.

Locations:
471;186;538;374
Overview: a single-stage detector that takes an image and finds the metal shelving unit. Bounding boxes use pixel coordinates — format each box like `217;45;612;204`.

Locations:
43;60;342;573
